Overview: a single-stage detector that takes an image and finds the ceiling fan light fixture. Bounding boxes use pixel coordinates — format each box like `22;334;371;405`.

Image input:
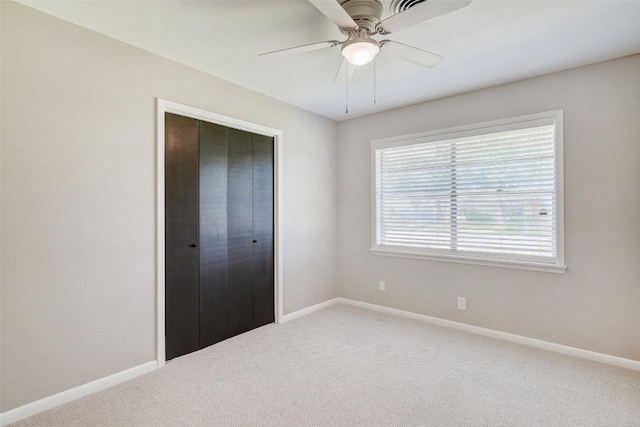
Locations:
341;36;380;66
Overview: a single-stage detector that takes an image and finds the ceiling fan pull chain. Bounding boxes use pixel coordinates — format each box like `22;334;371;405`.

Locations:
373;57;377;105
345;62;349;114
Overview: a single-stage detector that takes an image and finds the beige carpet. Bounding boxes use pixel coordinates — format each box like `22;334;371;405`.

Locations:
11;304;640;426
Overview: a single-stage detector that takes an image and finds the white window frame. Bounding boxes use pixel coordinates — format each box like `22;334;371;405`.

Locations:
370;110;566;273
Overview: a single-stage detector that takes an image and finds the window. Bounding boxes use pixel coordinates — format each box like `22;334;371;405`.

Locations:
371;111;565;273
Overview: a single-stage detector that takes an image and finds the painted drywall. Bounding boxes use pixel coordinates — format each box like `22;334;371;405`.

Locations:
0;2;338;412
336;54;640;361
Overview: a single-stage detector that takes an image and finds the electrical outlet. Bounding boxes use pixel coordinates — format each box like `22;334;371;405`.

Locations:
457;297;466;311
379;280;386;292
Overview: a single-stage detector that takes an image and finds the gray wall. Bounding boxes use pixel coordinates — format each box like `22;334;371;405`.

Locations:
336;54;640;362
0;2;338;412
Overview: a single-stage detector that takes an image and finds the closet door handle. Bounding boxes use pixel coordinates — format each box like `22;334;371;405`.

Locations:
252;240;258;243
190;243;198;248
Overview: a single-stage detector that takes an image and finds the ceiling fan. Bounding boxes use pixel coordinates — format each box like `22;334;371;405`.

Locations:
260;0;472;84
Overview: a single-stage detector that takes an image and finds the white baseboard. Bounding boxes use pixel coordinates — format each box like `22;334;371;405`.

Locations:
336;298;640;372
3;297;340;425
280;298;339;323
0;361;157;426
4;297;638;426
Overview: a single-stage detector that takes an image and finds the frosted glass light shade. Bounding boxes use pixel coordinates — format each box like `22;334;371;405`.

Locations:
341;40;380;66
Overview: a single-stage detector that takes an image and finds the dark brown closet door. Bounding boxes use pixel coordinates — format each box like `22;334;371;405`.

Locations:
165;113;200;360
166;116;275;360
226;128;254;337
199;122;228;348
252;135;275;328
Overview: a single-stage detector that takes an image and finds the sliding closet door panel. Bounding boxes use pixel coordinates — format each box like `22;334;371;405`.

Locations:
252;135;275;328
199;122;228;348
165;113;200;360
227;128;254;337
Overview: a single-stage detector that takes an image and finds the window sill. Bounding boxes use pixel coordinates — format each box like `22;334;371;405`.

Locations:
370;247;567;274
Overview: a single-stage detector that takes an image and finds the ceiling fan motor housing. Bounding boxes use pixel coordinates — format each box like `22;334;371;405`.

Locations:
339;0;384;34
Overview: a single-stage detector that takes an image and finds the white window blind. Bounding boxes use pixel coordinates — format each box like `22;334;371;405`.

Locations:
373;114;563;268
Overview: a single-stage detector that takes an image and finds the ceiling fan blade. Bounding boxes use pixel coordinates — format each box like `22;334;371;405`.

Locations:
334;58;356;85
308;0;358;30
260;40;341;57
378;0;472;34
380;41;443;68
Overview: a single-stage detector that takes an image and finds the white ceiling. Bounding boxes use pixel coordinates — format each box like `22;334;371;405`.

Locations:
18;0;640;121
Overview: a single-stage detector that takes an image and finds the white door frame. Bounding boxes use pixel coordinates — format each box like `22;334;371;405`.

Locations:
156;98;284;367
